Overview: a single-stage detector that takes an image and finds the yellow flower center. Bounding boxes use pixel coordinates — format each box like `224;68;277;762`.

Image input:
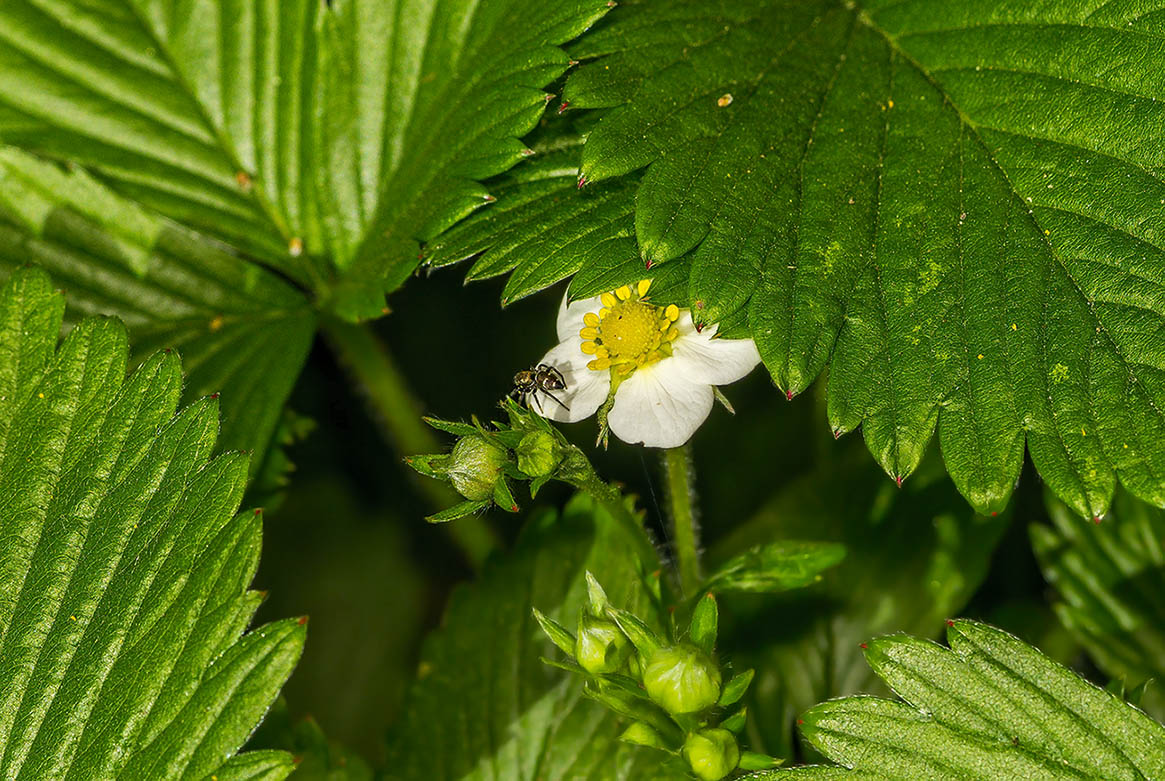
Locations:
579;280;680;374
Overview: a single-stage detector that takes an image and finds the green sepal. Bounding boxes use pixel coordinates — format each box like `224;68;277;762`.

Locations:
586;571;610;616
540;657;586;674
404;453;450;480
426;499;489;524
718;669;754;707
688;592;718;653
532;608;576;657
738;752;782;771
583;683;682;746
605;606;662;657
620;722;665;750
492;477;519;513
720;707;747;734
529;473;552;498
422;417;480;437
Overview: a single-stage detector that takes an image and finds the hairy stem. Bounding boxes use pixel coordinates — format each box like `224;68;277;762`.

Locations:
663;444;700;596
323;319;499;571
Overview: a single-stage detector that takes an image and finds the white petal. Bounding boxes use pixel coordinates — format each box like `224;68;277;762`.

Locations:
670;310;761;386
607;362;713;448
556;293;603;344
528;340;609;423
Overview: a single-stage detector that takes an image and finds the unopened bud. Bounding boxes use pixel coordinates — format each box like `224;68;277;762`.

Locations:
516;430;560;477
448;435;507;501
683;728;739;781
576;613;631;674
643;644;721;715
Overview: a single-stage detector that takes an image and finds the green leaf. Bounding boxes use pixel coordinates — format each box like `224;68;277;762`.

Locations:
755;620;1165;778
425;121;642;306
562;0;1165;519
0;0;323;276
704;541;846;594
385;493;665;780
0;267;303;778
1032;488;1165;720
0;147;315;472
0;0;614;318
714;441;1008;758
314;0;616;319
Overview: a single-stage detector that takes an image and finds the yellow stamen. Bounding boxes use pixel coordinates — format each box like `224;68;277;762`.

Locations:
579;284;681;375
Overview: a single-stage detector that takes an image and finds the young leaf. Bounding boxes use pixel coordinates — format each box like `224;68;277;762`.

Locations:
754;621;1165;778
704;541;846;594
0;268;303;778
1032;488;1165;719
385;493;664;779
0;147;315;471
564;0;1165;519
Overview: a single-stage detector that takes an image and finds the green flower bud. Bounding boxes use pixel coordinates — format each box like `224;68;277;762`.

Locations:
516;431;560;477
576;613;631;674
682;728;740;781
643;644;721;715
448;435;507;501
619;721;663;749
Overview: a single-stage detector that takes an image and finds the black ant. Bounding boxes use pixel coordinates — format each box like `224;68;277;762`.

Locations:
511;363;569;413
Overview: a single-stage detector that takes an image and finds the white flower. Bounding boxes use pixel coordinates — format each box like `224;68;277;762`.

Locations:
524;280;761;448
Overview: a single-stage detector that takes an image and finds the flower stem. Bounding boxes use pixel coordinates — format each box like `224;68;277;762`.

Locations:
322;319;499;571
663;444;701;596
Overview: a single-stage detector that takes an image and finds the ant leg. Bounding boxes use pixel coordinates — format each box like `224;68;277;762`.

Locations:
545;392;570;412
531;392;544;414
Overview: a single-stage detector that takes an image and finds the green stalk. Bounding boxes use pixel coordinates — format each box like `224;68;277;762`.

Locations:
323;319;499;571
663;444;700;596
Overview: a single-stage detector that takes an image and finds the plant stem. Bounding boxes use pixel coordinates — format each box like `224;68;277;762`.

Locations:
663;444;700;596
322;319;499;571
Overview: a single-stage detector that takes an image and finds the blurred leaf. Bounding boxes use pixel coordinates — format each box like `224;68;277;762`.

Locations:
704;541;845;595
385;493;667;780
713;443;1008;758
247;409;317;511
1032;488;1165;720
562;0;1165;520
0;267;303;778
0;147;315;471
247;700;373;781
755;621;1165;778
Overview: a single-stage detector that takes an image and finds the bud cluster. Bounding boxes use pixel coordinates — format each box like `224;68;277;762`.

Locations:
534;574;780;780
405;398;571;523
